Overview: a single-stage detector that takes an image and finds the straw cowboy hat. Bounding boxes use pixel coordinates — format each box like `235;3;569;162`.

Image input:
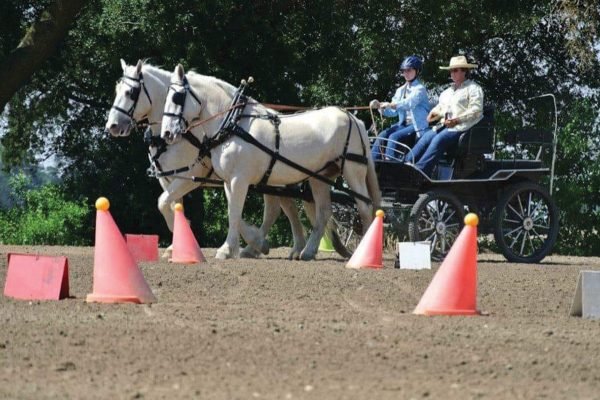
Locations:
439;55;478;70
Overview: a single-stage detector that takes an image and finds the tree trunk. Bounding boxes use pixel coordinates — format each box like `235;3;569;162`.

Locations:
0;0;87;112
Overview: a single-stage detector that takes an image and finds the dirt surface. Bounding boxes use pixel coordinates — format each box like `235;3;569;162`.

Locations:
1;244;600;400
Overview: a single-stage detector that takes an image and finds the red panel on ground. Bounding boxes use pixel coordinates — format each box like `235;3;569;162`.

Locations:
125;234;159;262
4;253;69;300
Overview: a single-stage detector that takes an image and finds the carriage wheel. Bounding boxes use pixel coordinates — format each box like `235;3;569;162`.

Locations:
330;201;363;258
493;181;559;263
408;190;465;261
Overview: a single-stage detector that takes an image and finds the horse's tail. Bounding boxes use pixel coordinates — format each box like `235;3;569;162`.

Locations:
350;113;381;212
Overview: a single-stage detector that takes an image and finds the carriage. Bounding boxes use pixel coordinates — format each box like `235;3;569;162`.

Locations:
331;97;560;263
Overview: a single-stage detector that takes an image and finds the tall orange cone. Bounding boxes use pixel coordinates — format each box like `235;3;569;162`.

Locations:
87;197;156;304
170;203;206;264
413;213;479;316
345;210;384;269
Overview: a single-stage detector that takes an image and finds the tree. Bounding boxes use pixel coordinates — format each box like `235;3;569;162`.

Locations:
0;0;87;111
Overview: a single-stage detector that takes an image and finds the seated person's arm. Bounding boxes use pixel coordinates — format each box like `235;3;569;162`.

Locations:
381;88;403;117
455;85;484;126
427;104;442;124
391;86;428;112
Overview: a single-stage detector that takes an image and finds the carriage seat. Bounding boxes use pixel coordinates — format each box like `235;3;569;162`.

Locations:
435;106;495;179
504;128;553;145
453;105;495;157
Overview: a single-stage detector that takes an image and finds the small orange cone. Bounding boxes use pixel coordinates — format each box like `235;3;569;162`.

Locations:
345;209;384;269
86;197;157;304
170;203;206;264
413;213;479;316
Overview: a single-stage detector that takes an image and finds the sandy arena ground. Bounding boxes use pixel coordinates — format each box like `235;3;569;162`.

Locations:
1;244;600;400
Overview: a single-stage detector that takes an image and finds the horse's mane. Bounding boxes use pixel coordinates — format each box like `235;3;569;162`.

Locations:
140;62;171;82
185;71;238;98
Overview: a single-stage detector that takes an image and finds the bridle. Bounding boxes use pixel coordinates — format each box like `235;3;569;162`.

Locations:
111;72;153;121
162;75;203;131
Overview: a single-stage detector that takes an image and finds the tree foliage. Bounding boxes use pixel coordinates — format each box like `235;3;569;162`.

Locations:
0;0;599;253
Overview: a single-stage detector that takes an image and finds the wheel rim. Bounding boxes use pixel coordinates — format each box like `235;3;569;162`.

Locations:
417;198;462;258
331;203;363;254
499;189;554;259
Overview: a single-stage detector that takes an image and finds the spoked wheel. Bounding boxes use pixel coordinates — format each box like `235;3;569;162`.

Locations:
493;182;559;263
330;201;363;258
408;190;465;261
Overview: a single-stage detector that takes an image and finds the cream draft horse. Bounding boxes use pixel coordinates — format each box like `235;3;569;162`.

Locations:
161;64;381;260
105;60;309;259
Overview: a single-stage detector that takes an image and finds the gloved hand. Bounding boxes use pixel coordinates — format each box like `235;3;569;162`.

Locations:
369;99;380;109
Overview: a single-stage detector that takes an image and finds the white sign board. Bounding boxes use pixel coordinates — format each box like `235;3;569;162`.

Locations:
397;242;431;270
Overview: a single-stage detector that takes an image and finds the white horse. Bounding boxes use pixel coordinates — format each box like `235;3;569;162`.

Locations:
161;64;381;260
104;60;308;259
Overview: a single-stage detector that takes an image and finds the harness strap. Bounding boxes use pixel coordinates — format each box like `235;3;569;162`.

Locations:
154;165;193;178
339;115;353;174
345;153;368;164
182;131;205;151
258;114;281;185
342;112;369;167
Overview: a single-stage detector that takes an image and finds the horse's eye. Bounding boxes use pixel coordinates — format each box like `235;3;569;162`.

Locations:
172;91;185;106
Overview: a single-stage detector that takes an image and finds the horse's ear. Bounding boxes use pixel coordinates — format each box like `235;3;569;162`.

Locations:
175;64;185;80
120;58;127;71
135;59;142;74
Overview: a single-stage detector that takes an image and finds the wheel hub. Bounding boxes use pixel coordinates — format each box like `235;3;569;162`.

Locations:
435;221;446;235
522;217;534;231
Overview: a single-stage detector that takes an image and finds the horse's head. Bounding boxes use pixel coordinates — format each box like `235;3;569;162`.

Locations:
161;64;203;144
105;59;153;137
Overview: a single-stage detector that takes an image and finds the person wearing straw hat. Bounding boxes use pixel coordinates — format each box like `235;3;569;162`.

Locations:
369;55;431;161
404;55;484;176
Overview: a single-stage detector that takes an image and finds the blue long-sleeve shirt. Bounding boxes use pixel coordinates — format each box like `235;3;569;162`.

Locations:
382;79;431;132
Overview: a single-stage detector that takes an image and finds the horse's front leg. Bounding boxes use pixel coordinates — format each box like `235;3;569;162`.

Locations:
300;180;331;261
157;179;201;259
216;178;249;260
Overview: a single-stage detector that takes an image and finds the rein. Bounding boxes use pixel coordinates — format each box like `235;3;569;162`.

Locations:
182;102;375;134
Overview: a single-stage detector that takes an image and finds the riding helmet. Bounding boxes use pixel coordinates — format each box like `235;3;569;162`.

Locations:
400;55;423;73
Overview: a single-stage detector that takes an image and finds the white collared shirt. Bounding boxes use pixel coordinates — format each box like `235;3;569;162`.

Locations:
431;79;484;132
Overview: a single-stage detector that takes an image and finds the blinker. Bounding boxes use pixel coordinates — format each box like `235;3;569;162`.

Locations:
172;91;186;106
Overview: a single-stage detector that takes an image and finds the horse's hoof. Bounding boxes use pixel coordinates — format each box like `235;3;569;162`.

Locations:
240;246;260;259
162;249;172;260
258;240;270;255
215;251;228;260
288;247;303;260
299;250;316;261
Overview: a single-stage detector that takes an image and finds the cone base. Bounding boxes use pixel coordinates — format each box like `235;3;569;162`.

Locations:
345;263;383;269
169;257;203;264
86;293;152;304
414;308;480;316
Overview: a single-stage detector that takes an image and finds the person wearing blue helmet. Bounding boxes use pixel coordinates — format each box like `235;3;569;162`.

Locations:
369;55;431;161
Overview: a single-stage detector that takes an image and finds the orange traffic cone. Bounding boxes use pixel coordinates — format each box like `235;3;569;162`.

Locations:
413;213;479;316
170;203;206;264
345;210;384;269
87;197;156;304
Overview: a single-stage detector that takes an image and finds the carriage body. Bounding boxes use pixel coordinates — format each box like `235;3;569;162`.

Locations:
336;104;560;263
